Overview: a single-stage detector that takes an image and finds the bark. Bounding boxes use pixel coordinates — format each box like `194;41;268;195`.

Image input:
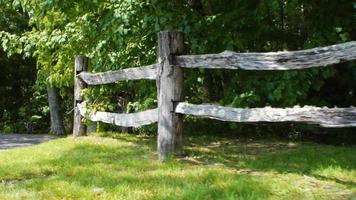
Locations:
48;87;66;135
117;96;132;133
203;70;223;102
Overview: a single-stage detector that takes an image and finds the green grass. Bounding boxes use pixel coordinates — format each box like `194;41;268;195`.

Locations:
0;132;355;200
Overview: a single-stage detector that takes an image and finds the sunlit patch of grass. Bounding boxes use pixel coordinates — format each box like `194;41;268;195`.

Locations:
0;133;355;199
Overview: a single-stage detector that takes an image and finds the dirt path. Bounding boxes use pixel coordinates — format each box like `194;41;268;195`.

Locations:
0;134;57;150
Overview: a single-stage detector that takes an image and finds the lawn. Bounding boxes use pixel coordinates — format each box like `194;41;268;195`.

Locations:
0;132;355;200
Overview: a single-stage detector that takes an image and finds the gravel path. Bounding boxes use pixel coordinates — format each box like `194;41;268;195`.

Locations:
0;134;57;150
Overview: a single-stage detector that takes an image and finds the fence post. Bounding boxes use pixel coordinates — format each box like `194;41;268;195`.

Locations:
73;56;88;137
157;30;184;160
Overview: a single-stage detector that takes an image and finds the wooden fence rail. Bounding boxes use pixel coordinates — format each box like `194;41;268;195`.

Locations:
175;103;356;128
78;64;158;85
174;41;356;70
73;30;356;160
77;103;158;127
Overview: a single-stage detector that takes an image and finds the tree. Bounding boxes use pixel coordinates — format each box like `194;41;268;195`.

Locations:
0;0;38;133
1;0;354;135
48;87;66;135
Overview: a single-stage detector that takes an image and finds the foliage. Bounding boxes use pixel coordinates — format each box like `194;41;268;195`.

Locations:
0;0;45;132
0;0;355;133
0;133;354;199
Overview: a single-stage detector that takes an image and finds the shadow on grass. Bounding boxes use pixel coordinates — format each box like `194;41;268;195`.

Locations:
30;139;271;199
184;135;356;188
0;134;354;199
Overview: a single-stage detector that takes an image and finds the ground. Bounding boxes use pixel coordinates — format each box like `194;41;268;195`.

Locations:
0;132;355;199
0;134;56;150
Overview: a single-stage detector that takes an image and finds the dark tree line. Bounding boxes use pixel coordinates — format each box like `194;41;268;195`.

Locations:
0;0;355;138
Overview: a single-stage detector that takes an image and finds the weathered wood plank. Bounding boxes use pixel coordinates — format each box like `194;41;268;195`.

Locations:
175;103;356;127
78;64;158;85
157;30;184;160
77;103;158;127
73;56;88;137
174;41;356;70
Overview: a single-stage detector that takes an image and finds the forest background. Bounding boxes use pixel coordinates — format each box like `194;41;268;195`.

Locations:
0;0;355;142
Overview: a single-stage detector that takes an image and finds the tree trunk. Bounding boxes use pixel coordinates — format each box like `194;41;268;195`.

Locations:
48;87;65;135
203;70;223;102
117;96;132;133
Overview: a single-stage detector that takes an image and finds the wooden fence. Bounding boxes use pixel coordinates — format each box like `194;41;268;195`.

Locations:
74;30;356;160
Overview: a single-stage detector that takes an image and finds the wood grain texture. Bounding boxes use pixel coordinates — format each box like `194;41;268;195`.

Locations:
73;56;88;137
77;103;158;127
157;30;184;160
174;41;356;70
175;103;356;127
78;64;158;85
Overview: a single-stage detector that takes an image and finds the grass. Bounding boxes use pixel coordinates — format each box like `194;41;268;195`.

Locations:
0;132;355;200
